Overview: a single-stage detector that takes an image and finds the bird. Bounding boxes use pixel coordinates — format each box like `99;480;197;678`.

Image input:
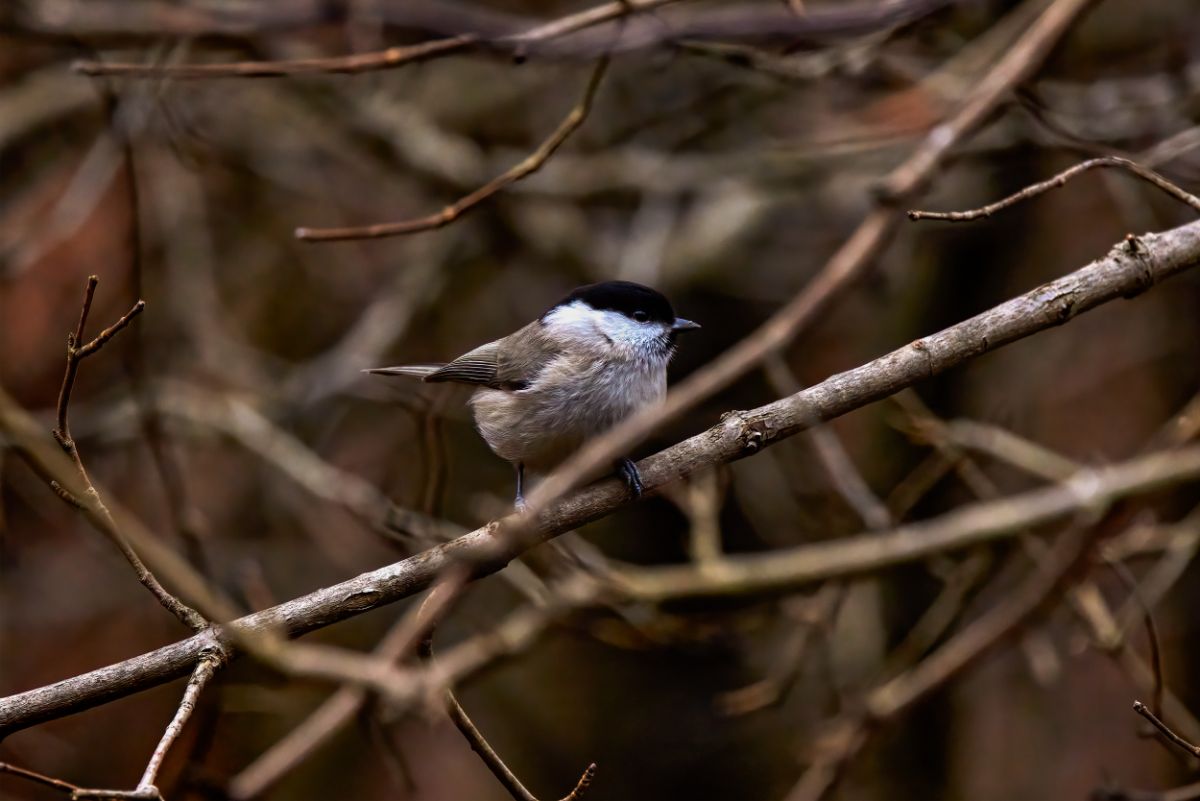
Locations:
365;280;700;509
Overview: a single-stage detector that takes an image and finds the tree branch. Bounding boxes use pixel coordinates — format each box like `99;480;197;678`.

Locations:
61;0;951;77
295;56;609;242
2;215;1200;736
908;156;1200;221
45;276;206;632
1134;701;1200;759
422;635;597;801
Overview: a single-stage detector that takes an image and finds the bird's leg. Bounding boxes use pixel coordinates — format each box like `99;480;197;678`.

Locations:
616;457;644;498
514;462;528;512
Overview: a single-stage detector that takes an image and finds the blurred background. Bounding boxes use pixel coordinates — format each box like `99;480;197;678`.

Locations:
3;0;1200;799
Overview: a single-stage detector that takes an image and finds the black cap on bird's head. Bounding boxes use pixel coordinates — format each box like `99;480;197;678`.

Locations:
549;280;700;332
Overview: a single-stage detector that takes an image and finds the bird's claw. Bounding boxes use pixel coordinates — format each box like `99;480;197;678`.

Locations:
616;458;644;498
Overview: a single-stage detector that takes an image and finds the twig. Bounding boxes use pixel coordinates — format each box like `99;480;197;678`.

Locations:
3;215;1200;733
136;652;223;794
0;762;82;794
908;156;1200;221
70;0;677;78
47;276;206;632
295;57;608;242
1133;701;1200;759
422;637;597;801
75;37;475;79
1106;560;1165;721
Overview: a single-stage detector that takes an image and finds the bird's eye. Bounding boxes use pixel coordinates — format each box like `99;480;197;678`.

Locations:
632;310;649;323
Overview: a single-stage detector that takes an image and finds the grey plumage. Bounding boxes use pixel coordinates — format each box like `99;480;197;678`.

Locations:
365;281;698;505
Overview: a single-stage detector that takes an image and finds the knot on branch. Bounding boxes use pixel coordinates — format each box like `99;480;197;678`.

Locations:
909;339;935;378
196;642;230;670
1118;233;1157;299
722;410;766;454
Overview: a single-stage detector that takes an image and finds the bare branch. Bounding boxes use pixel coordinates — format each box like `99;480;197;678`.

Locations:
62;0;950;77
0;762;81;795
1133;701;1200;759
789;516;1098;801
42;276;205;632
295;57;608;242
68;0;675;78
75;37;475;79
422;636;597;801
909;157;1200;221
136;653;223;795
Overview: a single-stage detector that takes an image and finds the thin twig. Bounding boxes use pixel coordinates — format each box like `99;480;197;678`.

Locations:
1106;560;1165;721
74;37;475;79
1134;701;1200;759
908;157;1200;221
47;276;206;632
0;762;82;794
136;652;224;794
295;57;608;242
422;636;597;801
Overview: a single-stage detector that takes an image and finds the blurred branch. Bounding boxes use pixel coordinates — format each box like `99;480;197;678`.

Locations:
76;37;473;79
789;514;1097;801
614;447;1200;601
4;215;1200;734
63;0;953;77
898;398;1199;748
718;584;845;715
296;57;609;242
67;0;674;78
909;156;1200;221
765;353;891;531
44;276;207;632
228;576;465;800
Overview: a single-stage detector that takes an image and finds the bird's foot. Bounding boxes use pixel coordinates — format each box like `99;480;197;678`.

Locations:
514;493;529;514
616;458;644;499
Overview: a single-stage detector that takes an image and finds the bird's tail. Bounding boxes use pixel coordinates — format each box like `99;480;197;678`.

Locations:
362;364;445;381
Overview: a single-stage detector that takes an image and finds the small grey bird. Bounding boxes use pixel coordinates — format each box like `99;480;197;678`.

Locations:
365;281;699;508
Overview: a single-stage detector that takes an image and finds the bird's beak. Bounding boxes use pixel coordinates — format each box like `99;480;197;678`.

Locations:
672;318;701;332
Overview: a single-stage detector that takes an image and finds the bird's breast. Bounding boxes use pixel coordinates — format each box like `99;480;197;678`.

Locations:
469;355;667;469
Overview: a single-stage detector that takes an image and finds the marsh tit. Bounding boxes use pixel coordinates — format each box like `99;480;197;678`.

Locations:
365;280;700;508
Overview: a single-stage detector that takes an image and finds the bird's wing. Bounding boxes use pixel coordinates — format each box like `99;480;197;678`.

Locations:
429;322;562;390
424;340;502;386
367;323;561;390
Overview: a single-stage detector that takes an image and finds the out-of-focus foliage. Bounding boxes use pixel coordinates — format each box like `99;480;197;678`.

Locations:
2;1;1200;799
